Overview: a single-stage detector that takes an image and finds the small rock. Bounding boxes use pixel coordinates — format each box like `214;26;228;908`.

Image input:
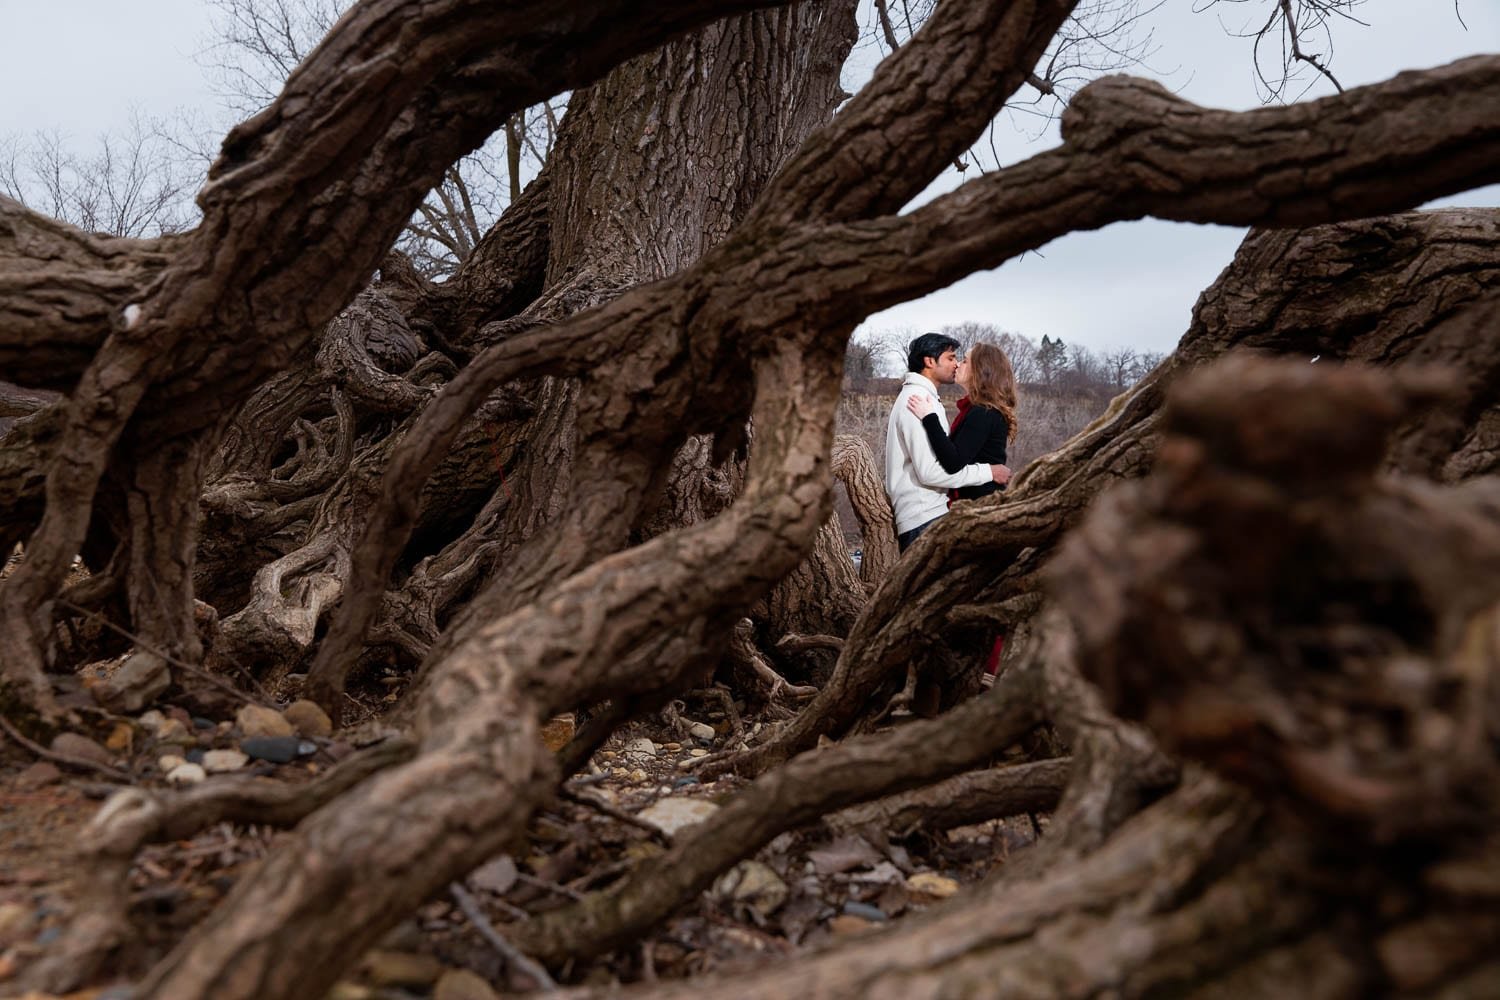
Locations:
241;735;301;763
434;967;500;1000
623;737;657;758
714;860;788;920
842;901;888;922
689;748;709;758
540;713;575;752
137;709;166;732
49;732;114;767
166;762;206;785
185;747;206;764
829;914;876;936
97;651;170;712
905;871;960;900
158;754;186;772
852;861;906;885
154;718;194;746
638;797;719;836
297;740;318;756
236;704;294;739
360;950;444;989
675;759;697;771
104;720;134;753
191;716;216;730
628;768;648;783
283;699;333;738
662;742;682;751
13;761;62;791
0;901;30;944
202;749;249;773
687;721;716;741
467;855;518;894
324;984;375;1000
673;776;700;788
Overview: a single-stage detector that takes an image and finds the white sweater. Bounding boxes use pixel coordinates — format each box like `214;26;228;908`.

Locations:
884;373;993;534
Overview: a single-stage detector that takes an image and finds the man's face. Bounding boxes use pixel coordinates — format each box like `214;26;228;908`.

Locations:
930;348;960;384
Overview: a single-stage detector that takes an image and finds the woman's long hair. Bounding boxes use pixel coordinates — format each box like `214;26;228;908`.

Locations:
966;342;1019;443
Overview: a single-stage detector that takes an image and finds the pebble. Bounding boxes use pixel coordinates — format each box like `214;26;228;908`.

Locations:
842;901;888;922
689;748;709;758
0;900;30;943
360;950;444;988
637;797;719;836
154;718;194;746
672;776;700;788
202;749;249;773
283;699;334;738
165;762;206;785
137;710;166;732
185;747;206;764
675;759;697;771
433;967;501;1000
49;732;114;767
192;716;216;730
158;754;187;772
628;768;649;783
687;722;716;741
241;735;301;763
662;742;682;751
13;762;62;791
905;871;960;900
623;737;658;758
829;914;876;936
236;704;294;739
713;860;788;919
104;721;134;753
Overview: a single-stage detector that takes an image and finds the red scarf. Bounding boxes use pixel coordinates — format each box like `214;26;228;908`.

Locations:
945;396;973;505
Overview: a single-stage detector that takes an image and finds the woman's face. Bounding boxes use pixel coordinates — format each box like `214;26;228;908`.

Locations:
955;357;971;390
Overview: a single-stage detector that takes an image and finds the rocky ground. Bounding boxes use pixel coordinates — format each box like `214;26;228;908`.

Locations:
0;678;1041;999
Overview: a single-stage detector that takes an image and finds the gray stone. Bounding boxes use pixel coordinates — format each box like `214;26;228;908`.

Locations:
638;797;719;836
842;901;888;922
241;735;301;763
49;732;114;767
687;721;716;741
97;652;170;712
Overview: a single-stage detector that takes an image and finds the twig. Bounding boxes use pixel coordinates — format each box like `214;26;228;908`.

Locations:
56;598;274;707
449;882;557;991
0;714;130;781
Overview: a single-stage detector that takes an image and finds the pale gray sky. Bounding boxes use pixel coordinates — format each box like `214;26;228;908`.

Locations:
1;0;1495;354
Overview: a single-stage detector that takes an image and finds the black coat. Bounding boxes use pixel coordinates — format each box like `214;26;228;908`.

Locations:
920;402;1009;501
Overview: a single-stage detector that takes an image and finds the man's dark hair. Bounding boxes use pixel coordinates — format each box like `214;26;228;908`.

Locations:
907;332;961;374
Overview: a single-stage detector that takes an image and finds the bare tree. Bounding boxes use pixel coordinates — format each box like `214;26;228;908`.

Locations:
0;113;192;237
2;1;1498;997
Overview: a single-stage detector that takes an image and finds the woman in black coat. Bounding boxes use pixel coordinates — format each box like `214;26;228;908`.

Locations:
905;340;1019;502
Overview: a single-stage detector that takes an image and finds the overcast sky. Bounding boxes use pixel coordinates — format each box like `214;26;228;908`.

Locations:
1;0;1496;355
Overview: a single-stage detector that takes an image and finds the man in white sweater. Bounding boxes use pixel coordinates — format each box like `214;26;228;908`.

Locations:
884;333;1010;552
